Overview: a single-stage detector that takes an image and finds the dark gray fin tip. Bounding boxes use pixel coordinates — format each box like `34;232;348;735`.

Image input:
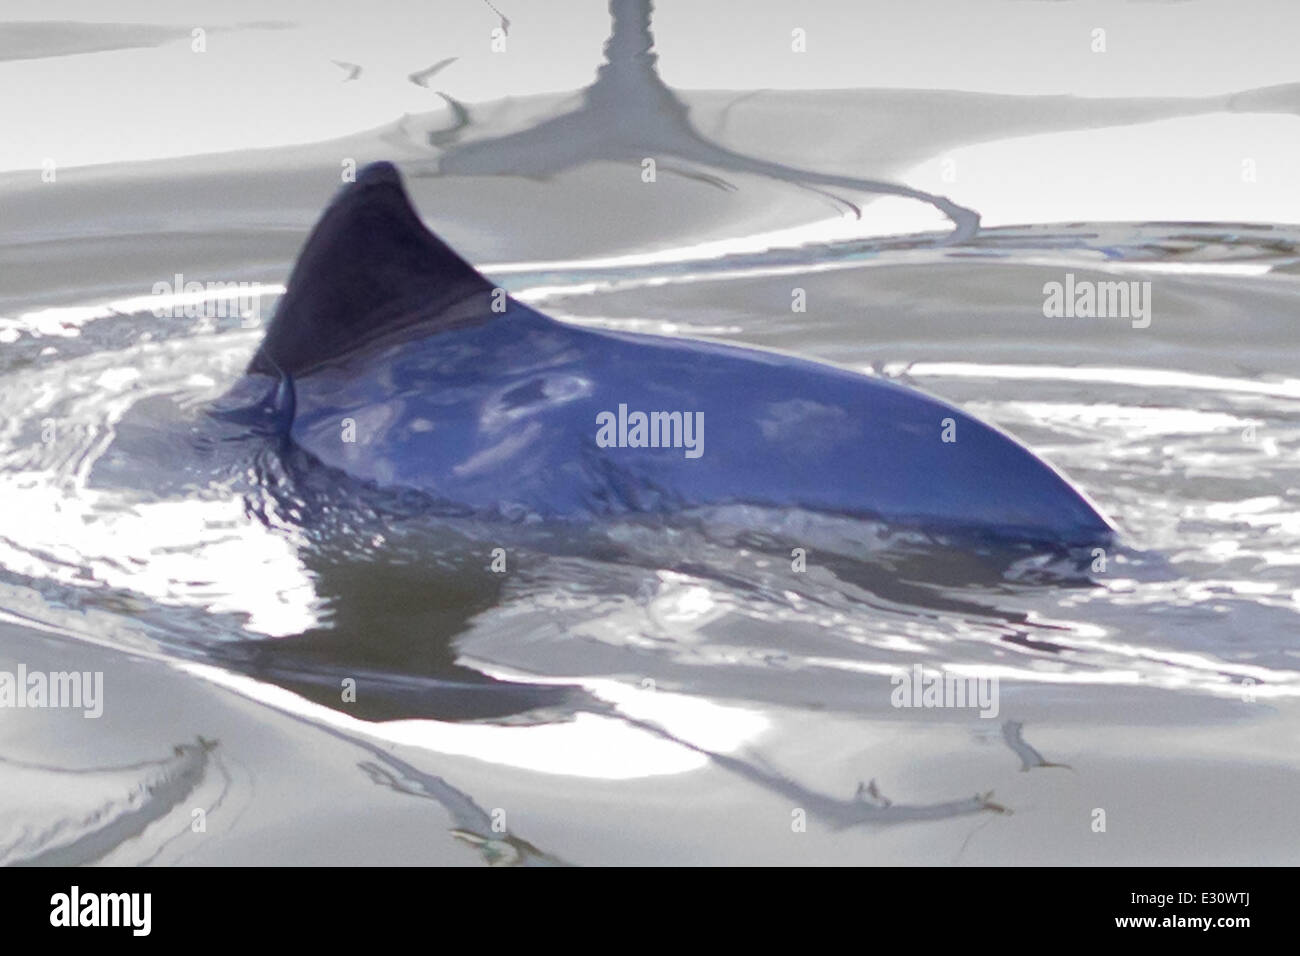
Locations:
248;161;497;378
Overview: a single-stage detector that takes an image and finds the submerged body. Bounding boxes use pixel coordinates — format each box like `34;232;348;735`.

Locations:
223;162;1114;546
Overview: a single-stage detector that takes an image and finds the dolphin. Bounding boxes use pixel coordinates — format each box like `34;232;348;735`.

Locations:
216;161;1114;547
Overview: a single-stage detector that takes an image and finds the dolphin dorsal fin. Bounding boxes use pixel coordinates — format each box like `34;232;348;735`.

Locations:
249;162;495;377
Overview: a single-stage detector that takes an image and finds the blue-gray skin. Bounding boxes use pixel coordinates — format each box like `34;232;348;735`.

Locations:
222;162;1114;548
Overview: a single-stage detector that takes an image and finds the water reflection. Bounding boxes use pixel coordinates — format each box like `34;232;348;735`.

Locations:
425;0;981;242
1001;721;1071;772
349;729;571;867
0;738;221;866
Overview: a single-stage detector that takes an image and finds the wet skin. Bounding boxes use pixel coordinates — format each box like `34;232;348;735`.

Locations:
222;161;1114;547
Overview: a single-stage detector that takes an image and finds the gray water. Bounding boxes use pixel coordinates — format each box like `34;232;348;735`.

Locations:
1;1;1298;865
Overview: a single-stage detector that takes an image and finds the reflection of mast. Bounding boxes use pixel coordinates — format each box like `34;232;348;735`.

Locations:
432;0;980;242
601;0;655;69
589;0;679;115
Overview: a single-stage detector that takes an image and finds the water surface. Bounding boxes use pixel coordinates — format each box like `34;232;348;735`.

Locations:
1;0;1298;865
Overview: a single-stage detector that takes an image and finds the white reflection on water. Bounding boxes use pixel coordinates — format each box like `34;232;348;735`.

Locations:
903;362;1300;400
181;661;767;780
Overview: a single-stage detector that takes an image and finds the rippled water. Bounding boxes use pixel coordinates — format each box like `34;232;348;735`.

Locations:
3;216;1298;864
3;0;1299;866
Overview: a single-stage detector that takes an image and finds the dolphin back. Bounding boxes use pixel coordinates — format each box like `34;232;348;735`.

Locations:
223;162;1115;548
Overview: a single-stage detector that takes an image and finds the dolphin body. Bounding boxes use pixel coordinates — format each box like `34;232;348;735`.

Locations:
219;162;1113;547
